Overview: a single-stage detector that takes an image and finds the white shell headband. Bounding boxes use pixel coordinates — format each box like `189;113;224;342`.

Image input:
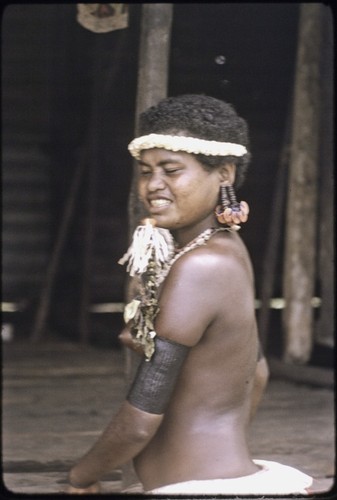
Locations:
128;133;247;160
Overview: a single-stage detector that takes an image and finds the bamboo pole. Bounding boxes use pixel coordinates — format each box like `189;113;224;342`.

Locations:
122;4;173;491
282;4;322;364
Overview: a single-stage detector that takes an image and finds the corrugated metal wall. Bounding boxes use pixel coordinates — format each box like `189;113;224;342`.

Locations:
2;148;50;299
2;5;51;301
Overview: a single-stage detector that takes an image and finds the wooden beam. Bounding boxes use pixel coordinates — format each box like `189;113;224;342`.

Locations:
282;4;322;364
30;158;85;342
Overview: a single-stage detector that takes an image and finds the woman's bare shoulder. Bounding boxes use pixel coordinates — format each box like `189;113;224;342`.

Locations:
170;232;250;278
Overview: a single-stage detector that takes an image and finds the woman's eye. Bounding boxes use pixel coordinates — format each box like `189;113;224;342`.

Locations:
165;168;180;175
140;170;151;176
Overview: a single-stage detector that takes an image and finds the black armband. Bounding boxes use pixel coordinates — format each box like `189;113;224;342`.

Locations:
127;336;190;414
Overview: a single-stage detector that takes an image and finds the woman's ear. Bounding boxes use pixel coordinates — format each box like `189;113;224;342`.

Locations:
219;163;236;185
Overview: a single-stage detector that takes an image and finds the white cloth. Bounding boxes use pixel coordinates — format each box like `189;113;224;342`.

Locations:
147;459;313;495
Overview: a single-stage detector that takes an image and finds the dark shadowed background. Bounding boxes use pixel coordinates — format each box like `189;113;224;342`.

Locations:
2;4;333;366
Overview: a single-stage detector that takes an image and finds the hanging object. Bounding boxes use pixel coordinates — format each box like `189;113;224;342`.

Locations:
118;218;175;278
77;4;129;33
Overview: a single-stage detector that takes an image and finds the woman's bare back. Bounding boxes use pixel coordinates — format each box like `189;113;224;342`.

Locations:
134;231;260;490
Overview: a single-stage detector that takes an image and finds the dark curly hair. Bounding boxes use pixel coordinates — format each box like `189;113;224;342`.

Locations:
138;94;251;188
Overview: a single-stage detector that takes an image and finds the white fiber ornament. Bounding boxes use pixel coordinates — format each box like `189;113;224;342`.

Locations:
118;218;175;277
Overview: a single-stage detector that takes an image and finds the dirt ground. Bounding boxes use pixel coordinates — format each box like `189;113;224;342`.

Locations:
2;338;335;498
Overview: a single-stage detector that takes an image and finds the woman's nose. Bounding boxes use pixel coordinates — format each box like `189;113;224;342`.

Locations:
147;171;165;191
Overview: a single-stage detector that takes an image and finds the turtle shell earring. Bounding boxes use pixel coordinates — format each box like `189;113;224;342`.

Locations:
215;184;249;227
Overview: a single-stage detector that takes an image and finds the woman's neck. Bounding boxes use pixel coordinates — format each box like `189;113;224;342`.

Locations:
171;217;220;248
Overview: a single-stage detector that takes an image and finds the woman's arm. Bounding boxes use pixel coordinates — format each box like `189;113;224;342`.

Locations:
68;401;163;490
67;333;190;492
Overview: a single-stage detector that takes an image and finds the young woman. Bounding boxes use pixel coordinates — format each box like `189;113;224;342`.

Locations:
67;95;312;495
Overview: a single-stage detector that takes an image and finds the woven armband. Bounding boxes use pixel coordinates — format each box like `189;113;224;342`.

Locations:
127;336;190;414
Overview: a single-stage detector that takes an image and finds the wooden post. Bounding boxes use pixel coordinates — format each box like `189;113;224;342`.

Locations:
282;4;322;364
128;3;173;237
257;110;291;351
122;4;173;491
315;7;334;348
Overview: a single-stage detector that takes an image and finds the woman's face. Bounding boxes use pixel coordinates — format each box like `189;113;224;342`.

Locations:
137;148;222;237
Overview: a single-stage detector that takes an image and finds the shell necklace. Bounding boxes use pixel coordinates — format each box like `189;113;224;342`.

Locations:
157;226;229;285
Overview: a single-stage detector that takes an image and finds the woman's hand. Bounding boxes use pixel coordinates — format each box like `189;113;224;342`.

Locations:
119;327;143;355
66;482;101;494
